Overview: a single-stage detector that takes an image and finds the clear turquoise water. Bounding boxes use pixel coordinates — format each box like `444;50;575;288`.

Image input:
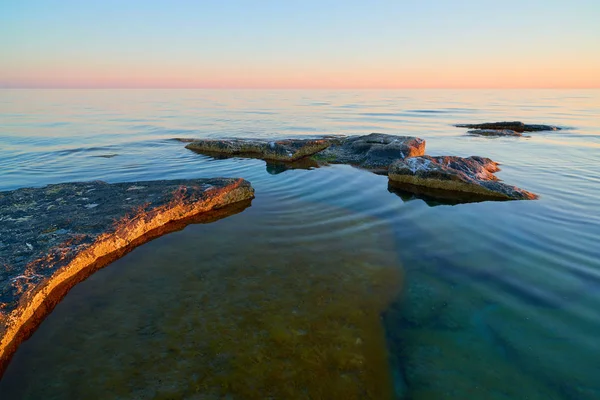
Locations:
1;89;600;399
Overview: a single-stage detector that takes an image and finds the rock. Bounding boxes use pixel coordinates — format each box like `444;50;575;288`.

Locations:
455;121;560;132
0;198;403;399
466;129;523;137
388;156;538;201
185;138;333;162
0;178;254;376
183;133;426;173
484;306;600;400
313;133;426;172
393;327;562;399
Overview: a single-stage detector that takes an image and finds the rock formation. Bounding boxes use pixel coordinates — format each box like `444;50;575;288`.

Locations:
314;133;426;172
184;134;426;172
388;156;538;201
185;138;333;162
455;121;560;132
181;134;537;202
0;178;254;376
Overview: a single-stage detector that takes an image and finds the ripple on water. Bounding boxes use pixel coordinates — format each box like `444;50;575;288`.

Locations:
1;89;600;399
0;179;405;399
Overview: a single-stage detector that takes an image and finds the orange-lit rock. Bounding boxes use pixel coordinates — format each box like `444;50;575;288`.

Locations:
388;156;538;201
0;178;254;376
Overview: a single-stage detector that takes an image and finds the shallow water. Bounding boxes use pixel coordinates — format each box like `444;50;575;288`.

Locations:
1;89;600;399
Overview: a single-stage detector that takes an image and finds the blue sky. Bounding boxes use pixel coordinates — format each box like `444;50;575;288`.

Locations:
1;0;599;88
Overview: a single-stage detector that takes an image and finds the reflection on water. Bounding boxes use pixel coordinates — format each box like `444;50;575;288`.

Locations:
1;90;600;399
387;181;509;206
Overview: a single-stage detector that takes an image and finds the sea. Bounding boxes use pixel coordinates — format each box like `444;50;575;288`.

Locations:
0;89;599;399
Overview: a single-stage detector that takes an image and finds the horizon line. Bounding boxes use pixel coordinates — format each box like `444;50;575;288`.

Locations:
2;86;599;90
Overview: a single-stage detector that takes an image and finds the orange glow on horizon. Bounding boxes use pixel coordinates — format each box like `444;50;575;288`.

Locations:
2;60;599;89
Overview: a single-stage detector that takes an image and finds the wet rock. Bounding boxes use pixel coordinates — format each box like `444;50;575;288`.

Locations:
185;138;333;162
0;178;254;375
466;129;523;137
388;155;538;201
314;133;426;172
455;121;560;132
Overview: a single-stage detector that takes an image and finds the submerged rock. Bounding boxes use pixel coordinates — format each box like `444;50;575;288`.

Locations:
455;121;560;132
0;198;403;399
0;178;254;375
388;156;537;201
466;129;523;137
185;138;333;162
314;133;426;172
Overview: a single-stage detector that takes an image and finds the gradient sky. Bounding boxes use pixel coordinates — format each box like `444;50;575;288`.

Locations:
1;0;599;88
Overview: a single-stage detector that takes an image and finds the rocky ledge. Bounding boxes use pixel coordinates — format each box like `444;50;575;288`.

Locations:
313;133;426;172
0;178;254;375
389;156;538;201
185;133;426;172
181;134;537;202
455;121;560;133
185;138;333;162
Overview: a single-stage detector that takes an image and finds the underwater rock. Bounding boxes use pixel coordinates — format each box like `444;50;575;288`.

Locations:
0;198;402;399
185;138;334;162
455;121;560;132
388;155;538;201
0;178;254;375
485;306;600;400
466;129;523;137
393;327;562;399
314;133;426;172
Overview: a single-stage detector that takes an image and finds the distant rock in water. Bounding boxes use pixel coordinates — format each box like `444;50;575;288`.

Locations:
0;178;254;376
388;155;538;201
455;121;560;132
313;133;426;172
467;129;523;137
185;138;333;162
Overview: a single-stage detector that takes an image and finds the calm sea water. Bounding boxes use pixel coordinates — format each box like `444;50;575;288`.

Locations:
1;89;599;399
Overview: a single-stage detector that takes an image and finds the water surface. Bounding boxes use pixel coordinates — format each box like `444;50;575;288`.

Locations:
1;89;599;399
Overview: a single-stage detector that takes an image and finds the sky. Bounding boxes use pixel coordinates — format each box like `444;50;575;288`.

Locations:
1;0;599;89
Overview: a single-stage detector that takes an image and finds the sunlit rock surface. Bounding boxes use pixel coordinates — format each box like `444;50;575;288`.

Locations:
0;178;254;375
388;156;538;201
455;121;560;132
314;133;426;172
185;137;333;162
